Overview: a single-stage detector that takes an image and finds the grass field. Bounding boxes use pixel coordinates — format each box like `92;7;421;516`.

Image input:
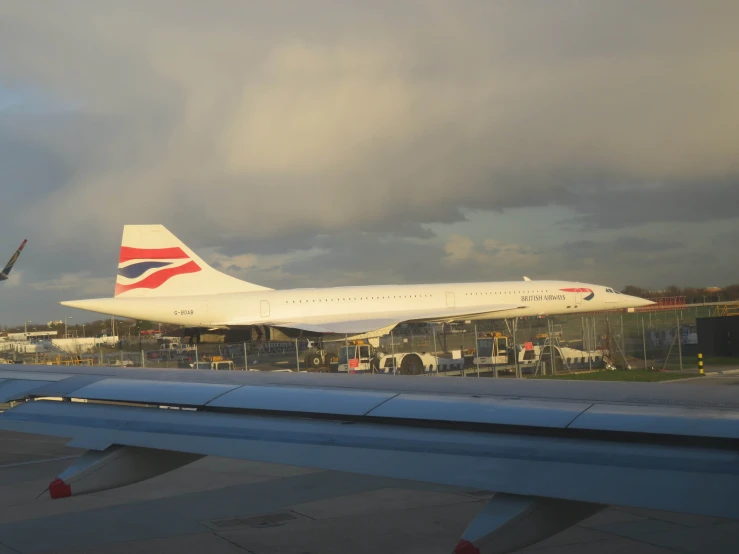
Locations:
659;357;739;371
535;370;698;382
704;357;739;365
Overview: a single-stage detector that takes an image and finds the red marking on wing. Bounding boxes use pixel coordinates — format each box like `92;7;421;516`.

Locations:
560;287;593;293
453;539;480;554
119;246;189;263
114;260;200;295
49;478;71;499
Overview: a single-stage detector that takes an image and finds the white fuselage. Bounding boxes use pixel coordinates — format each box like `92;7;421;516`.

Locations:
65;280;651;328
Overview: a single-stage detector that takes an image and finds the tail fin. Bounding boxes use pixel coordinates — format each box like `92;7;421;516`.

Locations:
114;225;271;297
1;239;27;279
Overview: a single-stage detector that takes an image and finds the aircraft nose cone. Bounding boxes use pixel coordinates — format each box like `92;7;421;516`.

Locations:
629;296;654;308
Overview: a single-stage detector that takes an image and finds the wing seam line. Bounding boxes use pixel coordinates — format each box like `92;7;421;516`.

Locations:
363;393;400;417
566;403;595;429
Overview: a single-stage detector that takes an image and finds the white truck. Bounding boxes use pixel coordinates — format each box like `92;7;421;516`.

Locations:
160;342;195;353
190;360;235;370
472;334;511;366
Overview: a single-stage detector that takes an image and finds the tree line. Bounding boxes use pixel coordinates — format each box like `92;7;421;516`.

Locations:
621;284;739;303
2;318;168;336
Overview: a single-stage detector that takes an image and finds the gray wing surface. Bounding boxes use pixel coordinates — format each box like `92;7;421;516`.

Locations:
220;303;525;334
0;365;737;554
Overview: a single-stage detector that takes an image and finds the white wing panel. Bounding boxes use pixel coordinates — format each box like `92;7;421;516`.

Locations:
569;403;739;439
273;318;399;334
0;379;54;403
0;370;70;381
5;364;739;410
367;394;590;428
207;385;396;415
70;378;239;406
222;303;524;334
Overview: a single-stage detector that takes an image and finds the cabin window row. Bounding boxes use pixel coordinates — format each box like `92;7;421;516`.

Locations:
464;290;551;295
285;294;434;304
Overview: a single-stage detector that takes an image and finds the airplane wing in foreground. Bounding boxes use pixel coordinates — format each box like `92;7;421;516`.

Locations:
221;303;526;334
0;365;737;554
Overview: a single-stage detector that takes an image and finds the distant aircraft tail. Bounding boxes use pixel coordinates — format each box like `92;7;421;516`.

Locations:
0;239;27;280
114;225;271;297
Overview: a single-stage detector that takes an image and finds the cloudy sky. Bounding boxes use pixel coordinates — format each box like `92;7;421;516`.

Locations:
1;1;737;325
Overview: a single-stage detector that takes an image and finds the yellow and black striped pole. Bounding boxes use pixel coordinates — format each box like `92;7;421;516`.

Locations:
698;353;704;376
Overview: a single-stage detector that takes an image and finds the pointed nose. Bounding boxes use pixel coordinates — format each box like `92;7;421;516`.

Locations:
627;296;655;308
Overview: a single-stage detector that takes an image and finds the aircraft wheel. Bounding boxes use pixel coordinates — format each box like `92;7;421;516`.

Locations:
304;353;322;368
400;354;424;376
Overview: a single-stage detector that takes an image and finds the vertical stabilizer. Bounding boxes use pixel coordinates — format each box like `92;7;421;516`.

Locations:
114;225;271;297
0;239;27;281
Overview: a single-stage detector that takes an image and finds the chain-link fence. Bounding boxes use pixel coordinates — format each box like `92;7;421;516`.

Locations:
11;305;712;376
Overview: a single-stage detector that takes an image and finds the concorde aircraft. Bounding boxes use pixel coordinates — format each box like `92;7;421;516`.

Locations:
0;239;27;281
60;225;653;337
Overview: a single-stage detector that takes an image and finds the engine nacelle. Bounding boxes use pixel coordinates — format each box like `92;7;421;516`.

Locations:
49;445;203;499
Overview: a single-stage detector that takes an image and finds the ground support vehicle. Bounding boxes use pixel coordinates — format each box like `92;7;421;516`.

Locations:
189;360;235;370
336;342;463;375
473;333;511;366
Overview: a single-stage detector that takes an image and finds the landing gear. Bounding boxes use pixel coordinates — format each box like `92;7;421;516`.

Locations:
400;354;424;375
304;352;323;369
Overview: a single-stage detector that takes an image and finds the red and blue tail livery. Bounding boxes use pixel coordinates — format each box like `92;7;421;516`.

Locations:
560;287;595;300
109;225;270;298
115;246;201;296
0;239;27;281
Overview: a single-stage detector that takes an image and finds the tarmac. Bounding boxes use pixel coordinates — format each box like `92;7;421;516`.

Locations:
1;373;738;553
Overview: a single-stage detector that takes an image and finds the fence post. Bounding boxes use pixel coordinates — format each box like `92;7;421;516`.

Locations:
391;330;396;375
474;324;480;377
642;318;648;370
141;349;145;368
244;342;248;371
587;318;592;371
295;338;300;372
512;318;520;378
432;327;438;375
593;317;597;353
676;313;683;371
345;334;349;375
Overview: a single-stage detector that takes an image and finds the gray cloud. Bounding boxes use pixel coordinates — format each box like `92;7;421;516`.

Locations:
566;178;739;229
563;237;684;255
